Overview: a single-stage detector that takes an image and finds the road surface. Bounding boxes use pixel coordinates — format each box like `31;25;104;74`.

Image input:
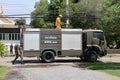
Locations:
2;56;120;80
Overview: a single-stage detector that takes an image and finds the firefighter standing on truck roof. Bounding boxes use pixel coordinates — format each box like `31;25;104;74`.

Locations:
55;14;62;29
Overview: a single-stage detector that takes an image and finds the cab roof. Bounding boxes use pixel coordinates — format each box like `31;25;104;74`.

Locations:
83;29;103;32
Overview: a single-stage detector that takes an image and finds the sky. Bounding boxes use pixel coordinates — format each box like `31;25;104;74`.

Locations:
0;0;40;24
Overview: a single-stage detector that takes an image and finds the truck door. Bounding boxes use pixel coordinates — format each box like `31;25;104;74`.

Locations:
93;31;107;55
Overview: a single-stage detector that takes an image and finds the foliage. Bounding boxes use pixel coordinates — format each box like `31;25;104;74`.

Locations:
30;0;120;46
48;0;64;28
0;42;7;57
107;49;120;54
70;0;103;29
0;66;8;80
55;0;103;28
14;18;26;26
72;0;79;3
31;0;53;28
98;0;120;46
48;0;63;18
82;62;120;77
31;0;103;29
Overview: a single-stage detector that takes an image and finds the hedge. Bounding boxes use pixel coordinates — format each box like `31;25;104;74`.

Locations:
107;49;120;54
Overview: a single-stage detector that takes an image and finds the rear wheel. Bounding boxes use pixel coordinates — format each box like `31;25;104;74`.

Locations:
42;51;55;63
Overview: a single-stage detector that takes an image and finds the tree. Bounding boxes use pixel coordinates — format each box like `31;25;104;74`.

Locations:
99;0;120;47
47;0;64;28
70;0;102;29
30;0;49;28
14;18;26;26
30;0;103;29
31;0;64;28
72;0;79;3
0;42;7;57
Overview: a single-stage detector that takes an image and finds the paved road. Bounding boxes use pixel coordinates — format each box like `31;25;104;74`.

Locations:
1;54;120;66
3;65;120;80
1;55;120;80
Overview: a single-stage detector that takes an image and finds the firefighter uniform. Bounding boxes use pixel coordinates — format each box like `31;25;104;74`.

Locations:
55;15;62;29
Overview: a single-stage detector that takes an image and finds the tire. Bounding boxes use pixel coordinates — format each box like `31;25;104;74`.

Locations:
86;51;98;62
80;56;85;61
42;51;55;63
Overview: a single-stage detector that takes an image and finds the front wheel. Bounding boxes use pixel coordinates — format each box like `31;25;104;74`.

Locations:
87;51;98;62
41;51;55;63
83;50;98;62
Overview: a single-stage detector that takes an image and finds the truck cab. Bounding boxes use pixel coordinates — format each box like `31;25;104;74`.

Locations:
81;29;107;62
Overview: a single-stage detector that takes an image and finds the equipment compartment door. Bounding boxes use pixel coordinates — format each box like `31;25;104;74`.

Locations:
61;29;83;56
62;34;82;50
23;32;40;51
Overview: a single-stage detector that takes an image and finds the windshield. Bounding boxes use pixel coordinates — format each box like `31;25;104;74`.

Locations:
93;32;104;40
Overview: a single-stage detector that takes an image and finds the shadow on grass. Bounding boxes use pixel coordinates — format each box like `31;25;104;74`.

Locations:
81;62;120;70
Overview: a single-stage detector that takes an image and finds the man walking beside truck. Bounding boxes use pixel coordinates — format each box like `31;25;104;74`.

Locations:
12;44;23;64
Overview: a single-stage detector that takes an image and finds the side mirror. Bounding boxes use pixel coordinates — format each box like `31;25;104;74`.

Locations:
99;39;104;45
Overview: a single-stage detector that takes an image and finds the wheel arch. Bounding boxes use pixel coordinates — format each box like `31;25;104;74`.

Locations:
41;49;56;63
84;46;101;56
41;49;56;56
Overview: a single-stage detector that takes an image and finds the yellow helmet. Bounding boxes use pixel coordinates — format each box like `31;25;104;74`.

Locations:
59;14;62;17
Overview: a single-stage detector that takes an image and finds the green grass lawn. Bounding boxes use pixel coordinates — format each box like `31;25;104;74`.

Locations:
101;70;120;77
0;66;8;80
82;62;120;77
